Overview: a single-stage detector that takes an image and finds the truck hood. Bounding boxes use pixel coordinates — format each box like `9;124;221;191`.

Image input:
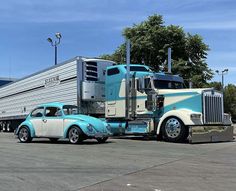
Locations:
156;88;215;113
157;88;213;95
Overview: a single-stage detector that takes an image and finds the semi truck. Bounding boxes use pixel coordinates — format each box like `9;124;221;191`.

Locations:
105;64;233;143
0;56;115;132
0;55;233;143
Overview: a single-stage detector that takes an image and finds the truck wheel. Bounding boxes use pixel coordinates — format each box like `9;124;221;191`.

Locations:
161;117;188;143
18;127;32;143
49;138;59;143
96;137;108;143
68;126;83;144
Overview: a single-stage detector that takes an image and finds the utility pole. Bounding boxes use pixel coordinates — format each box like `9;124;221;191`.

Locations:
47;32;62;65
215;69;229;92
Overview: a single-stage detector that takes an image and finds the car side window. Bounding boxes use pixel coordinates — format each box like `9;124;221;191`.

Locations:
31;107;44;118
45;107;62;117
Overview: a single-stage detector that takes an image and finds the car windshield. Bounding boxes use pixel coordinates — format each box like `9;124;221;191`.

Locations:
154;80;183;89
63;105;79;115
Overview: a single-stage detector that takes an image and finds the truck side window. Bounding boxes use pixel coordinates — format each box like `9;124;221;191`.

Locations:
45;107;62;117
144;78;152;89
107;68;120;76
31;107;44;118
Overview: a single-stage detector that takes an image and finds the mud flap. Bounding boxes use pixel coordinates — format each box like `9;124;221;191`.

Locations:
189;125;234;143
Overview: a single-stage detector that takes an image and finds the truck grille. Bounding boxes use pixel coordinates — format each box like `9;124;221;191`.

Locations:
203;91;223;124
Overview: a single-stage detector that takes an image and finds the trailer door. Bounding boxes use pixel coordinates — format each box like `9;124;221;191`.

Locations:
43;107;64;137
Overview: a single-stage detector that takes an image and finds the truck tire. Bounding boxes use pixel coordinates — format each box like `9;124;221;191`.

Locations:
18;126;32;143
96;137;108;143
68;126;83;144
161;117;188;143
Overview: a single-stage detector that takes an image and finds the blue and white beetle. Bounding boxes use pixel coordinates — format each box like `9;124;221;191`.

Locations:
15;102;112;144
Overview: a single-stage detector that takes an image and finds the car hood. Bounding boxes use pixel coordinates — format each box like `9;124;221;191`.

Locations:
65;114;107;132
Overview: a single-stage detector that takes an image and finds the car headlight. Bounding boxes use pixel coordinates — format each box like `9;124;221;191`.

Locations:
106;124;111;131
190;114;201;119
87;124;94;132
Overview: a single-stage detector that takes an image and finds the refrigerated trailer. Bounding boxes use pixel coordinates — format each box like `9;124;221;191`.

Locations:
0;56;115;132
0;77;16;87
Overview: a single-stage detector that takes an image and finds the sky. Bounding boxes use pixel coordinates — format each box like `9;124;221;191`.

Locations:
0;0;235;85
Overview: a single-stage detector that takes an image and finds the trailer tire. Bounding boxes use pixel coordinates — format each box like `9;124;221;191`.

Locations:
68;126;83;144
161;117;188;143
18;126;32;143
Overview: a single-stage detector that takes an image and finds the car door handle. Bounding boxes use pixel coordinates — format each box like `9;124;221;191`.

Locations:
42;119;47;123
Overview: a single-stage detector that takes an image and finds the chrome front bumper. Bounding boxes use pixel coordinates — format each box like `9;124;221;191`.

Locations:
189;125;234;143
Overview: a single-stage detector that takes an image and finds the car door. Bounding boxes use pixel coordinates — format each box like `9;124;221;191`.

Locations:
43;107;64;137
30;107;44;137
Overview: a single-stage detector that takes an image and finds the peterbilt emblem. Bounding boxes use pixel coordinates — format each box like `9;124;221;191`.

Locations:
45;76;60;87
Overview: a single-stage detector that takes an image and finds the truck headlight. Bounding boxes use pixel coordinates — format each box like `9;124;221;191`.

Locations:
87;124;94;132
190;114;201;119
224;114;231;121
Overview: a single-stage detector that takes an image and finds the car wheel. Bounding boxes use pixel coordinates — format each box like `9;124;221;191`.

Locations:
161;117;188;143
49;138;59;143
68;126;83;144
18;127;32;143
96;137;108;143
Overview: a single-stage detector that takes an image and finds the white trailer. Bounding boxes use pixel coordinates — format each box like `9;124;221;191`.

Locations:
0;56;115;132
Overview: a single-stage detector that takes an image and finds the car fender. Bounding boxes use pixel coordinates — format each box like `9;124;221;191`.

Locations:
156;109;200;135
63;121;92;138
16;121;36;137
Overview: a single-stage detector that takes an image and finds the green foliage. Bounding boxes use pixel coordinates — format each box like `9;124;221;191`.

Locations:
100;14;213;87
224;84;236;121
203;81;222;91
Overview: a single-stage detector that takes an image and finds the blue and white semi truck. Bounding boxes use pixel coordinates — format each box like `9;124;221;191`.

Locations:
0;55;233;143
105;64;233;143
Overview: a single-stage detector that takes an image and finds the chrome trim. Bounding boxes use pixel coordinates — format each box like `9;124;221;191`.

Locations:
189;125;234;143
202;90;224;124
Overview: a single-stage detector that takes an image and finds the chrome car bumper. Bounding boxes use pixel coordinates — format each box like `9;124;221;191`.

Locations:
189;125;234;143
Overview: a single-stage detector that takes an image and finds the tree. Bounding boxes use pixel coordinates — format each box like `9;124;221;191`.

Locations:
203;81;221;91
101;14;213;87
224;84;236;121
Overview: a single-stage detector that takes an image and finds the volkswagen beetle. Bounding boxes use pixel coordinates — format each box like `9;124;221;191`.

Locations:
15;102;111;144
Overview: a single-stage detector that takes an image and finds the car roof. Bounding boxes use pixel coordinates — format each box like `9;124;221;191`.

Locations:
38;102;66;108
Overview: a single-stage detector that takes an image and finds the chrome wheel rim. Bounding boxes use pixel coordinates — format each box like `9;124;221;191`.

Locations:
19;128;28;142
165;118;181;138
69;128;79;143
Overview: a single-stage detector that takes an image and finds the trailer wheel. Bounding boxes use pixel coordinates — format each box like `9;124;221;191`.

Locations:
18;126;32;143
161;117;188;143
68;126;83;144
96;137;108;143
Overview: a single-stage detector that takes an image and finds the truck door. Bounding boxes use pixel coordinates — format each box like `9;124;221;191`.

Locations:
30;107;44;137
43;107;64;137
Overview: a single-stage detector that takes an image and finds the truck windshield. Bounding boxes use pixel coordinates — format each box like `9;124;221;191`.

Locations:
154;80;183;89
125;66;149;72
63;105;79;115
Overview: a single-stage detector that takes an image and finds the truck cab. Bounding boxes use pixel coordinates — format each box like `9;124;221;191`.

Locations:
105;64;233;143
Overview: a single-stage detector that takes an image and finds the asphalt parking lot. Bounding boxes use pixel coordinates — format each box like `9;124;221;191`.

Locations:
0;133;236;191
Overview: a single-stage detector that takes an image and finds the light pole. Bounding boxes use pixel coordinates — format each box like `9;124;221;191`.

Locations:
47;32;62;65
215;69;228;92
